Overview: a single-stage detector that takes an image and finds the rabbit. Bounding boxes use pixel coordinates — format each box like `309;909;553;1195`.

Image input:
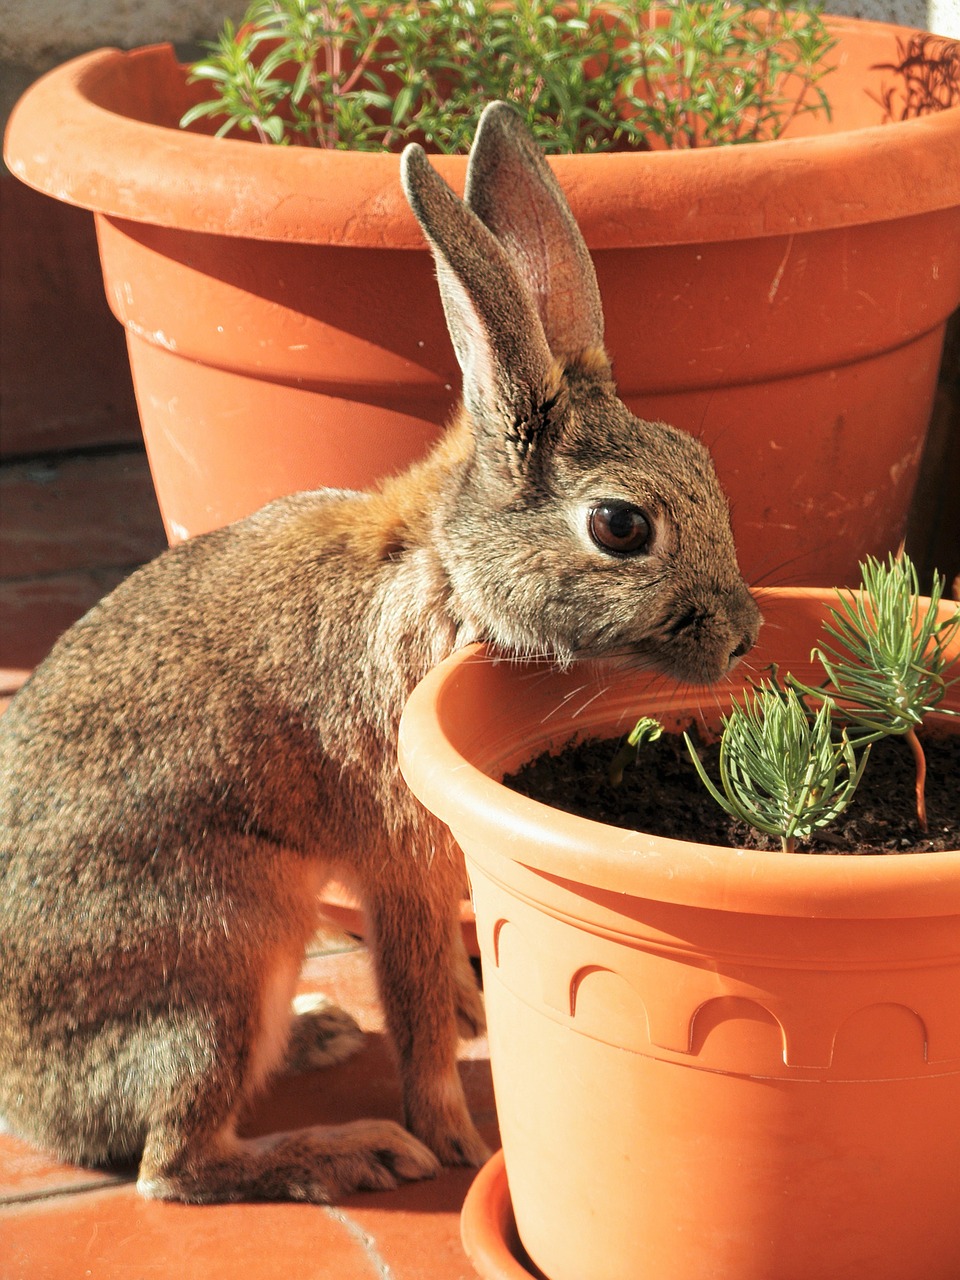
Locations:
0;100;760;1206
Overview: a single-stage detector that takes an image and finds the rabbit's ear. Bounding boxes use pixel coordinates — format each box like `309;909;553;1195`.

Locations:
464;101;604;361
401;143;561;478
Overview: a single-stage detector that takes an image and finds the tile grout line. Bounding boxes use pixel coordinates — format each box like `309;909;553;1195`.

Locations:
0;1174;134;1208
323;1205;395;1280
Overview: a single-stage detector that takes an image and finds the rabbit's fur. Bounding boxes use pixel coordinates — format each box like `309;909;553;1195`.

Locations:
0;102;760;1204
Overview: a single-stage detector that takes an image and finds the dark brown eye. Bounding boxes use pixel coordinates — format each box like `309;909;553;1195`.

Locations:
588;502;651;555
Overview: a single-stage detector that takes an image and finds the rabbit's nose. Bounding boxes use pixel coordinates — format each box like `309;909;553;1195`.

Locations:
730;633;754;663
727;594;761;669
722;628;756;675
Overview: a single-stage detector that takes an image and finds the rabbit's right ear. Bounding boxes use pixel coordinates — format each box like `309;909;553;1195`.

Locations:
401;144;562;483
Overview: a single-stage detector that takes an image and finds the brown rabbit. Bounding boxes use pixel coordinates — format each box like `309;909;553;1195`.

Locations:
0;102;760;1205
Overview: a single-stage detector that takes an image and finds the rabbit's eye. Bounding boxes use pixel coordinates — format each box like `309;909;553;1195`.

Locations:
588;502;651;555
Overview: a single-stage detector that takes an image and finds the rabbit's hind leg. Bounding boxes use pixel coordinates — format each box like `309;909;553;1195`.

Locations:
135;950;438;1204
137;1113;440;1204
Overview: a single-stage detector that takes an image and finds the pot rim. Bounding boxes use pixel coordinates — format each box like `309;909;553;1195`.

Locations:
398;588;960;919
4;16;960;246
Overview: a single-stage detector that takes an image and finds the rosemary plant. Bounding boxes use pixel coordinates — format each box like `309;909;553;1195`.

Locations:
180;0;835;153
618;0;835;148
683;682;869;853
794;554;960;831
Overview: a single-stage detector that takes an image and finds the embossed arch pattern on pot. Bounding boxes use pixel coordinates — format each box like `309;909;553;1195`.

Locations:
482;887;960;1081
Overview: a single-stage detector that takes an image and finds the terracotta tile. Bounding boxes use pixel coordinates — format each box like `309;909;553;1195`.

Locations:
339;1101;501;1280
300;948;389;1034
345;1175;487;1280
0;1185;388;1280
307;918;366;959
244;949;497;1143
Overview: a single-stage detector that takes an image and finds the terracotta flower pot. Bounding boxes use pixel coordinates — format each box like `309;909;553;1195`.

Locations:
398;588;960;1280
4;17;960;582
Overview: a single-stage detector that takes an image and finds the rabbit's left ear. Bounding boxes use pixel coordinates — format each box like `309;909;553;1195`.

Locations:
464;102;605;362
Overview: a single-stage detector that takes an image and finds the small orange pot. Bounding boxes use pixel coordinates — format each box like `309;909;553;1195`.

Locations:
399;589;960;1280
4;18;960;581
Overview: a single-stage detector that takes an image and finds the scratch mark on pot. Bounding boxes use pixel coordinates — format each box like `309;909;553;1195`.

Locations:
158;423;203;477
887;438;925;488
767;237;794;303
112;281;135;311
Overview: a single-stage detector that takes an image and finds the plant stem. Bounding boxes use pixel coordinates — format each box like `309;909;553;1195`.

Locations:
906;726;928;831
341;19;386;95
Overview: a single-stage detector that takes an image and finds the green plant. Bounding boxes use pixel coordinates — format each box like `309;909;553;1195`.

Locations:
608;716;662;785
620;0;835;148
180;0;836;153
683;681;868;853
793;554;960;830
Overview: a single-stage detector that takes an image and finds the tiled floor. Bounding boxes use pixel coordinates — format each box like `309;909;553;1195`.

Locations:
0;942;500;1280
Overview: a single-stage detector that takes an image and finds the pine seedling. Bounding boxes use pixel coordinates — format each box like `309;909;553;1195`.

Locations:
684;681;869;852
796;554;959;831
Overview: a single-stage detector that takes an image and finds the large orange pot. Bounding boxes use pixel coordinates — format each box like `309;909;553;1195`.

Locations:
4;18;960;581
398;589;960;1280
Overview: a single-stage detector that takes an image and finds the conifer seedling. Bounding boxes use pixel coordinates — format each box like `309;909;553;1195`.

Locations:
683;681;869;852
793;554;959;831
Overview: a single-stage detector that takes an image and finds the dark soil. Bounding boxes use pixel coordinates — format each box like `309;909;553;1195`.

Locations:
504;729;960;855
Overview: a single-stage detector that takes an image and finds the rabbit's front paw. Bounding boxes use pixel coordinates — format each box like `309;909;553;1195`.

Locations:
409;1086;491;1168
423;1116;491;1169
285;993;365;1071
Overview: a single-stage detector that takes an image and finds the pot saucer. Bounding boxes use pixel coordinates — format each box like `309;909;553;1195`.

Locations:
461;1150;546;1280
